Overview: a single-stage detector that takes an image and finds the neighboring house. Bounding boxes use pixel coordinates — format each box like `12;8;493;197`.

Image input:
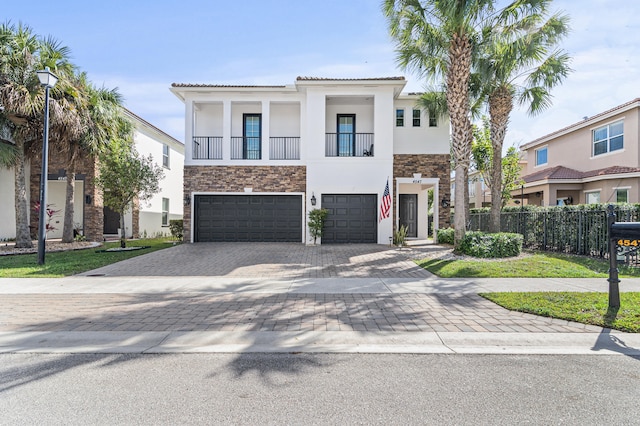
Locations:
514;98;640;206
0;110;184;241
170;76;451;244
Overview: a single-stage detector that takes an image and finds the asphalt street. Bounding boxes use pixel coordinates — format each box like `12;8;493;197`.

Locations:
1;353;639;425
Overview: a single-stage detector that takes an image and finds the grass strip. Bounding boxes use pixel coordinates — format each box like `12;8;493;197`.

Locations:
0;238;177;278
416;252;640;278
480;292;640;333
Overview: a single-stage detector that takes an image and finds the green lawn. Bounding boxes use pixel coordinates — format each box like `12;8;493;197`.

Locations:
0;238;178;278
480;292;640;333
416;251;640;278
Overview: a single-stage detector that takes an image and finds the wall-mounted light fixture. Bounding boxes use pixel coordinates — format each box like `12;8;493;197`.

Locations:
184;194;191;206
441;198;450;208
310;192;317;206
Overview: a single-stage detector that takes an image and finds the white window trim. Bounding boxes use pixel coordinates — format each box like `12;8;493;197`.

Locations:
396;108;405;127
584;189;601;204
591;118;624;157
412;109;422;127
162;197;170;227
534;145;548;168
614;187;630;203
162;144;170;169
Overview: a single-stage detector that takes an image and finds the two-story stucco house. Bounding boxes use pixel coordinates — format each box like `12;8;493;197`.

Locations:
0;110;184;241
516;98;640;206
170;77;451;244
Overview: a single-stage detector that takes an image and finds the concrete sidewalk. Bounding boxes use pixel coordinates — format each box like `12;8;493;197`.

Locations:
1;276;639;355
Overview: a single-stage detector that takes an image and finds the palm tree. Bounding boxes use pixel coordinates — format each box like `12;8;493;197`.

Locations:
477;0;571;232
58;73;129;242
384;0;494;247
0;22;75;247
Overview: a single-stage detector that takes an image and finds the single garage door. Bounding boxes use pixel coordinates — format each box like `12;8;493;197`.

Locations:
194;195;302;242
322;194;377;243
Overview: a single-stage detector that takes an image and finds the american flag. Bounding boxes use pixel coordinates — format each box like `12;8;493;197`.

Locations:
379;178;391;222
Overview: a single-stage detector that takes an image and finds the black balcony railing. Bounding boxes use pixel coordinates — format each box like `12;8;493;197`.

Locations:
193;136;223;160
325;133;374;157
231;136;261;160
270;137;300;160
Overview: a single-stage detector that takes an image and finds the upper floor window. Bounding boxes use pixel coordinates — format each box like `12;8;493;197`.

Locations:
429;111;437;127
412;109;421;127
535;146;548;166
396;109;404;127
593;120;623;156
162;144;170;168
468;179;476;197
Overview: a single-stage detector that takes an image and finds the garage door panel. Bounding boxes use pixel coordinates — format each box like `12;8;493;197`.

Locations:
195;195;302;242
322;194;377;243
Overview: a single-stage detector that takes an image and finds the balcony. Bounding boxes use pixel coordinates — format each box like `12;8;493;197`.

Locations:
269;137;300;160
231;137;261;160
193;136;223;160
325;133;374;157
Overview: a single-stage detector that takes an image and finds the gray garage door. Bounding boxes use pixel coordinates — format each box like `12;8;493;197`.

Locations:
321;194;377;243
194;195;302;242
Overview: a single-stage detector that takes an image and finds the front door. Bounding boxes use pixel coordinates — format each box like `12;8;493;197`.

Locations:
399;194;418;238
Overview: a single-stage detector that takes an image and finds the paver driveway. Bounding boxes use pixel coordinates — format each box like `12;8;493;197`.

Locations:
81;243;440;278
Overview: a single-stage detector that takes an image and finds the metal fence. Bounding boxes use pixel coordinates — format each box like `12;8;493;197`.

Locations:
467;206;640;257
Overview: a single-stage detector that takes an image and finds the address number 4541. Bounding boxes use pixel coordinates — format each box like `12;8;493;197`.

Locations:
617;239;640;247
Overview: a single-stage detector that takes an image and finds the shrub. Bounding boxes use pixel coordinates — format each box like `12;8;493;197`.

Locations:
169;219;184;241
308;208;329;244
437;227;455;245
393;225;408;246
459;231;523;258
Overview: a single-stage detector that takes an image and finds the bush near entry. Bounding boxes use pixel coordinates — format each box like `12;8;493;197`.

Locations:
460;231;523;258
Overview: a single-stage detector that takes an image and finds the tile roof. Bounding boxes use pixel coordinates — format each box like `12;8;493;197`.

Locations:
296;76;405;81
523;165;640;183
171;83;287;88
523;98;640;149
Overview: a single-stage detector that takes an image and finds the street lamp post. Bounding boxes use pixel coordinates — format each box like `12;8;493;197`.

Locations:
36;67;58;265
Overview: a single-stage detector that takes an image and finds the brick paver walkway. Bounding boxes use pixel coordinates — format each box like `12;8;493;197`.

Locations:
0;293;600;333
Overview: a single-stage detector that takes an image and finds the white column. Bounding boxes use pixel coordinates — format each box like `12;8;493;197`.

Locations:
185;99;194;164
262;100;270;161
222;100;231;161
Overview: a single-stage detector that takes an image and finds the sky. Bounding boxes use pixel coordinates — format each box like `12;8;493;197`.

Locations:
4;0;640;149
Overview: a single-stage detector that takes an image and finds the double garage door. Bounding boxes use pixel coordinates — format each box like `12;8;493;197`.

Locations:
194;195;302;242
193;193;377;243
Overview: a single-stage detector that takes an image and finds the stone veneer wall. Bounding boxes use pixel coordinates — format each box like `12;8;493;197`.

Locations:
183;165;307;241
393;154;451;229
29;150;141;242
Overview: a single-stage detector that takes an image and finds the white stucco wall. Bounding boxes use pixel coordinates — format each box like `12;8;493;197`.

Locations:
392;98;450;155
132;125;184;238
0;168;17;240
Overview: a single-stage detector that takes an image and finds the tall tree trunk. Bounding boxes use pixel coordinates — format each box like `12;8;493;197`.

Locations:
488;88;513;233
13;137;33;248
447;33;473;249
62;151;77;243
119;209;126;248
464;167;470;225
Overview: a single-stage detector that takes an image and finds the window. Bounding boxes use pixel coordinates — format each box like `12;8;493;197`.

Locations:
429;111;437;127
616;189;629;203
586;191;600;204
162;198;169;226
535;146;548;166
243;114;261;159
337;114;356;156
593;120;624;156
396;109;404;127
412;109;421;127
468;180;476;197
162;144;170;168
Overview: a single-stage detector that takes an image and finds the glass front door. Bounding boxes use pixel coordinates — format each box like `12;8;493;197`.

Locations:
337;114;355;156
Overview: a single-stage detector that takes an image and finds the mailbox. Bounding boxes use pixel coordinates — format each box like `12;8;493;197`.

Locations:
610;222;640;241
